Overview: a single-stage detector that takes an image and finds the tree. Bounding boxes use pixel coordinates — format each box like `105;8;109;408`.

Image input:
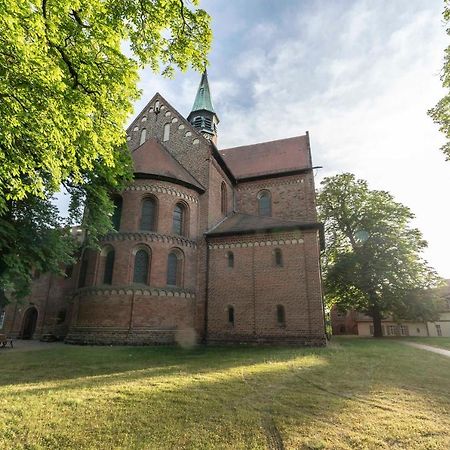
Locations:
429;2;450;160
318;173;441;337
0;0;212;300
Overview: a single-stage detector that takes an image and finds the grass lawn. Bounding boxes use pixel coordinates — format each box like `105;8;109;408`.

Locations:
0;338;449;449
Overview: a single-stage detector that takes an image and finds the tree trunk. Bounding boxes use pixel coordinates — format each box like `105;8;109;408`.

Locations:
372;307;383;338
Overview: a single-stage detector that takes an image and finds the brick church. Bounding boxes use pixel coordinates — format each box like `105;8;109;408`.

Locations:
1;72;326;346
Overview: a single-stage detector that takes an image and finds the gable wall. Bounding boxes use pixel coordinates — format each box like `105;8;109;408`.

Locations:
235;172;317;222
126;95;211;188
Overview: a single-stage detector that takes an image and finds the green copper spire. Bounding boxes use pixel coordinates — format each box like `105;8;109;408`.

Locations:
187;70;219;143
191;70;215;113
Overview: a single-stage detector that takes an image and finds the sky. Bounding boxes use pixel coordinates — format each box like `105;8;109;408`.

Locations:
129;0;450;278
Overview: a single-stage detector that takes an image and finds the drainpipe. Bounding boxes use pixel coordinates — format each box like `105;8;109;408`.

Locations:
204;241;210;344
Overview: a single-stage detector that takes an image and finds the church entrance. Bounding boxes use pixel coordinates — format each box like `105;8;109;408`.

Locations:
21;307;38;339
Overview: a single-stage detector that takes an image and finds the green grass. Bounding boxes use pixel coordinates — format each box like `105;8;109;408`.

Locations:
405;337;450;350
0;338;449;449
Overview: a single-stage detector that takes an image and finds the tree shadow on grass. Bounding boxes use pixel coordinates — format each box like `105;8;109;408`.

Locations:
1;339;450;449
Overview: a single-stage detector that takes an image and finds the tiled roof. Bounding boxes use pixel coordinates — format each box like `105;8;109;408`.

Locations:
132;138;205;192
206;212;321;237
219;135;311;179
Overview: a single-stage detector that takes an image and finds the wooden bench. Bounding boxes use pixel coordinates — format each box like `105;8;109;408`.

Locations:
0;334;13;348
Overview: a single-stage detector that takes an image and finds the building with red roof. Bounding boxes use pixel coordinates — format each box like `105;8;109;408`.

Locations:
2;72;326;346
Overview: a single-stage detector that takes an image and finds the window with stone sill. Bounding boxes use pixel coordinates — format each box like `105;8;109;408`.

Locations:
274;248;283;267
227;306;235;326
103;249;115;285
167;250;183;287
172;203;187;236
227;251;234;268
140;197;157;231
133;249;149;284
258;190;272;217
277;305;286;327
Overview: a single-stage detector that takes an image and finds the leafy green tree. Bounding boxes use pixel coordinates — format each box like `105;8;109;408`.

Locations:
429;2;450;160
318;173;441;337
0;0;211;300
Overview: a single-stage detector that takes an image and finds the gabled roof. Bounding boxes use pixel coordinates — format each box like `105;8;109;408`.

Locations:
132;138;205;192
219;135;312;180
190;70;215;113
206;212;322;237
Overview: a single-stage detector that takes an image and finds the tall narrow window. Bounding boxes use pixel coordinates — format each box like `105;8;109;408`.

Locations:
172;203;186;236
228;306;235;325
78;252;89;288
221;182;227;214
277;305;286;327
103;249;115;285
167;251;182;286
0;310;5;329
227;251;234;268
258;190;272;216
111;196;122;231
274;248;283;267
140;128;147;145
163;123;170;142
133;249;149;284
140;197;157;231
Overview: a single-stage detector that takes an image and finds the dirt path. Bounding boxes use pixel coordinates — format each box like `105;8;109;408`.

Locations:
404;341;450;358
0;339;64;353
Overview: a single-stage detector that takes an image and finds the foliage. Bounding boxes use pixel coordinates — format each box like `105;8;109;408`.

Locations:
318;173;441;336
429;2;450;160
0;0;212;299
0;197;76;302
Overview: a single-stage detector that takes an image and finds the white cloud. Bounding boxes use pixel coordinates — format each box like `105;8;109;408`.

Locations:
121;0;449;277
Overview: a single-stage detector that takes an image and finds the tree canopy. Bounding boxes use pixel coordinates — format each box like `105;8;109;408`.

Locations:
317;173;441;337
429;2;450;160
0;0;212;300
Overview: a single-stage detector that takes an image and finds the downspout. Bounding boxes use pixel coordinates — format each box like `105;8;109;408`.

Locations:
204;240;210;344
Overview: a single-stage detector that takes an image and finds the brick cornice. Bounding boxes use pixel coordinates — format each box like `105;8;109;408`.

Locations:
74;286;196;298
101;232;197;248
208;237;304;250
124;183;199;204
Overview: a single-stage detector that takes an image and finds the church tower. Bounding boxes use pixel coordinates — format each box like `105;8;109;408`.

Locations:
187;70;219;144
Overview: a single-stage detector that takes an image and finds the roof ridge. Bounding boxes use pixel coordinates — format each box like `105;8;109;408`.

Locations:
220;134;308;152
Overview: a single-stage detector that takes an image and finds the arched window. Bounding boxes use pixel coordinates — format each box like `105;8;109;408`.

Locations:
167;250;183;287
78;251;89;288
221;182;227;215
274;248;283;267
228;306;235;325
111;196;122;231
140;128;147;145
172;203;186;236
163;123;170;142
103;249;115;285
140;197;157;231
277;305;286;327
258;190;272;216
227;251;234;268
133;249;149;284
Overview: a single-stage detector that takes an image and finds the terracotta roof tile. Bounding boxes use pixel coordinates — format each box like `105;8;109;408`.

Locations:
219;135;311;179
132;138;204;192
206;212;321;237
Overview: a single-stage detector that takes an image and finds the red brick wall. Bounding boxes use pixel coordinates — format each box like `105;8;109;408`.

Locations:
235;172;317;222
3;270;76;339
206;230;326;345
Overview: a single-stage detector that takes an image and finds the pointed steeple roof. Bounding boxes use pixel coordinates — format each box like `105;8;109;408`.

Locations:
191;70;215;113
187;70;219;142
